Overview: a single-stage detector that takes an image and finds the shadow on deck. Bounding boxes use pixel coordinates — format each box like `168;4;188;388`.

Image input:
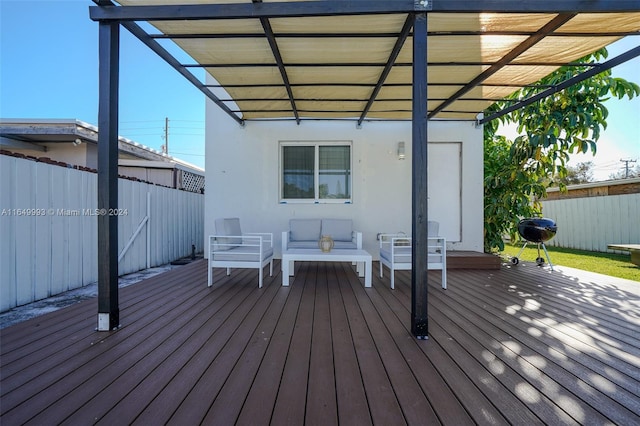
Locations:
1;259;639;424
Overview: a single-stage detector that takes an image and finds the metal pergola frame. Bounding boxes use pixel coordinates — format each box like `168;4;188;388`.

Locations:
90;0;640;337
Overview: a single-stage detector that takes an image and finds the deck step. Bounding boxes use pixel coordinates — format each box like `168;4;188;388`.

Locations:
447;251;501;270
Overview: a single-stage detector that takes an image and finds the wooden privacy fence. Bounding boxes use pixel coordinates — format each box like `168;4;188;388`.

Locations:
541;186;640;253
0;155;204;311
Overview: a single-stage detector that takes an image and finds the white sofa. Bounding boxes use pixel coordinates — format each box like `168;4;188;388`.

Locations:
282;218;362;252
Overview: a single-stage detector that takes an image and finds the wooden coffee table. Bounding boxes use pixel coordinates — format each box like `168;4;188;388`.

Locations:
281;249;372;287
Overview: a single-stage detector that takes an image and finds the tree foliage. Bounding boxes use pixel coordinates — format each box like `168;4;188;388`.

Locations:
560;161;595;185
484;48;640;252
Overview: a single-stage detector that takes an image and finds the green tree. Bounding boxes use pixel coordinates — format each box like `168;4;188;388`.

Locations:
560;161;595;185
484;48;640;252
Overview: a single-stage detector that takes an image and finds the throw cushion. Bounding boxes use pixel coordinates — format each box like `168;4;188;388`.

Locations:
321;219;353;242
290;219;321;241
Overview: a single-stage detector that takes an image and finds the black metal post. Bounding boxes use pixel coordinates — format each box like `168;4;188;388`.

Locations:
411;12;429;339
97;20;120;331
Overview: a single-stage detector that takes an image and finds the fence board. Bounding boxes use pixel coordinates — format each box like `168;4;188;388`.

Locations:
49;166;67;295
82;172;98;285
0;155;204;311
68;168;84;291
15;162;36;305
0;158;17;311
542;193;640;252
34;163;52;300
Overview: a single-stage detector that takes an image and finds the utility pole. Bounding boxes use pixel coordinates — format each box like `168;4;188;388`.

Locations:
620;158;637;178
162;117;169;154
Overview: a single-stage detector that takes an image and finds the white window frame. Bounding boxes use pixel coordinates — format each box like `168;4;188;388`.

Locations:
279;140;353;204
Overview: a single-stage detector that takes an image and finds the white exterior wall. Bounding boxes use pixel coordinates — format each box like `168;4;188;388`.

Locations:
205;104;483;259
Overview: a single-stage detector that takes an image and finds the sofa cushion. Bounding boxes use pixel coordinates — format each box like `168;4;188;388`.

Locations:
288;240;357;250
287;241;319;249
321;219;353;242
290;219;321;241
333;240;358;249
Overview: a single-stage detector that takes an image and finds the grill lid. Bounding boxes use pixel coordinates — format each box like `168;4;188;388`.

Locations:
517;218;557;243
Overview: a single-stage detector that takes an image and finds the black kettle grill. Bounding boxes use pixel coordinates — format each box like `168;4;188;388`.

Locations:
511;217;557;270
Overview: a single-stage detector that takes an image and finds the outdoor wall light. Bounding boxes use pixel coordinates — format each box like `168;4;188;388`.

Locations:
397;141;405;160
72;138;82;147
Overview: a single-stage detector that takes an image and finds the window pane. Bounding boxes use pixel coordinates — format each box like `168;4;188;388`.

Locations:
319;145;350;199
282;146;315;199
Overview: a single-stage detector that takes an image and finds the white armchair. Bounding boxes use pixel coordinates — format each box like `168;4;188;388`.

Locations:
379;221;446;290
208;218;274;288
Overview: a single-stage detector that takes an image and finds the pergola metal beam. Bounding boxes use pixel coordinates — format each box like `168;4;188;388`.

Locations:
428;0;640;13
480;44;640;124
89;1;420;21
252;0;300;124
89;0;640;22
411;11;429;339
358;14;415;126
97;20;120;331
151;31;639;39
428;12;576;118
187;61;600;68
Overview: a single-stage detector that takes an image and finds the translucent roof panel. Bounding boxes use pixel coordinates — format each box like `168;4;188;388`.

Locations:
111;1;640;121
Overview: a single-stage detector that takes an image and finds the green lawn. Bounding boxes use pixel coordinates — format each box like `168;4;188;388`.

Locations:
500;243;640;282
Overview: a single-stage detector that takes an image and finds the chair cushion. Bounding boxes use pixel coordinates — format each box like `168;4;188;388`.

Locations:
215;218;242;249
321;219;353;242
290;219;321;241
212;245;273;262
380;246;412;264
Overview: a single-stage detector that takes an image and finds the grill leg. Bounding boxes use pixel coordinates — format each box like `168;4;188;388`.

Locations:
540;243;554;271
515;241;528;259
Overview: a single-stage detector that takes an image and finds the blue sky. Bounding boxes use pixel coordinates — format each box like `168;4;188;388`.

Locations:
1;0;639;177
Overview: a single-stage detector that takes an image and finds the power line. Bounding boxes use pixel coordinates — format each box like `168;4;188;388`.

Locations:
620;158;638;178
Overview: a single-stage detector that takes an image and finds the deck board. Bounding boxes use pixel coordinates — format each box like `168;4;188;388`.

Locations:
1;258;639;425
328;264;372;426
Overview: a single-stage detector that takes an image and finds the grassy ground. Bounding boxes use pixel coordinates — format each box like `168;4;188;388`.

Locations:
500;242;640;282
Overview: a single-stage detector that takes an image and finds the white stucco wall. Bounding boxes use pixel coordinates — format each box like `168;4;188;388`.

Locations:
205;103;483;259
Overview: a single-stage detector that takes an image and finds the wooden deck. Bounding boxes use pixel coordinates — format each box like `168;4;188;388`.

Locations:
1;259;639;425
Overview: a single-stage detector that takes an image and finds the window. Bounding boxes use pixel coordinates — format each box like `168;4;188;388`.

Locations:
280;142;352;203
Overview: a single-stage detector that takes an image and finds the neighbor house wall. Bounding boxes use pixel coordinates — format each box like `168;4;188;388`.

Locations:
204;103;483;259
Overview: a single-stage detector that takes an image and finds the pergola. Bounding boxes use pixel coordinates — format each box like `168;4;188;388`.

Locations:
90;0;640;336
